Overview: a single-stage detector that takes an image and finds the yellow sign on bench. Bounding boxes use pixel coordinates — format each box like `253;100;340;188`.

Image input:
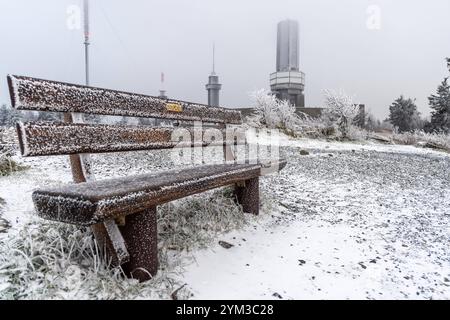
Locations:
166;103;183;113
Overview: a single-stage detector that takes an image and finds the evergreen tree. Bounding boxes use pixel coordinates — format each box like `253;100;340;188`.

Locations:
428;58;450;133
0;104;22;127
0;104;7;125
365;113;381;131
388;96;421;133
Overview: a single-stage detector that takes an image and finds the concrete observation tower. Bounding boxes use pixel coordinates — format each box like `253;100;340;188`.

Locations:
270;20;305;108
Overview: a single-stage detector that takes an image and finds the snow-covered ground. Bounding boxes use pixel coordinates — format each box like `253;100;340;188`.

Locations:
184;139;450;299
1;136;449;299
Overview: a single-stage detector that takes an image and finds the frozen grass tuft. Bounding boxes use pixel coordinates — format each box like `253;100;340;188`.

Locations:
0;152;27;176
346;125;370;141
1;128;27;176
391;130;450;151
158;188;248;251
0;188;247;300
0;197;10;233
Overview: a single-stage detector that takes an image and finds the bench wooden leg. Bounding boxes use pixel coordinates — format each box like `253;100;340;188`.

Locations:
119;206;158;282
234;177;259;215
91;220;130;266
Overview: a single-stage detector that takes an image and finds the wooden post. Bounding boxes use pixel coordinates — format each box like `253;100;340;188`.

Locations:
119;207;158;282
234;177;259;215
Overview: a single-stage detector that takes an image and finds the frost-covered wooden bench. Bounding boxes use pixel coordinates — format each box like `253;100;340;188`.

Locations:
7;75;286;282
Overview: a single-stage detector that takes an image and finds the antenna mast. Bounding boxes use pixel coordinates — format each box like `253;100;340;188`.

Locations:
206;43;221;106
83;0;90;86
212;43;215;75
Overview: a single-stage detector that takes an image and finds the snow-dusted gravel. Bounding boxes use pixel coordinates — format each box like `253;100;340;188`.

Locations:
182;142;450;299
1;137;449;299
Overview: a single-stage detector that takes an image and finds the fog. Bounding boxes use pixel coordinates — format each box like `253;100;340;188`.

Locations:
1;0;449;118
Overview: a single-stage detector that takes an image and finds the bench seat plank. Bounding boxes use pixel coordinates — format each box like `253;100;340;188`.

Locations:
33;160;286;226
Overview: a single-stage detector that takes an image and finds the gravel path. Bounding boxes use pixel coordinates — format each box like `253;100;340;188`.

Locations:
183;143;450;299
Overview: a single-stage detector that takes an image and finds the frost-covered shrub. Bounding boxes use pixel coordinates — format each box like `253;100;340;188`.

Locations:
391;130;450;151
291;89;366;141
347;125;369;141
250;90;280;128
249;89;299;133
322;89;360;139
294;112;336;138
277;99;298;132
249;90;329;138
247;89;371;141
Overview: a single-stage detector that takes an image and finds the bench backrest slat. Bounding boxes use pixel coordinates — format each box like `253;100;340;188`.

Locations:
17;122;245;157
8;75;242;124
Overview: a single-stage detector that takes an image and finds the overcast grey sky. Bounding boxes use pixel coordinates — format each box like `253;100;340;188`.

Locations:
1;0;449;118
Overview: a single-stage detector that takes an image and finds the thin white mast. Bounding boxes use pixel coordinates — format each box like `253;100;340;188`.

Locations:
84;0;90;86
212;42;215;75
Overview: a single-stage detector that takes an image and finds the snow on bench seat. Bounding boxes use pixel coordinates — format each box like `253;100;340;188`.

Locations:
33;160;286;226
